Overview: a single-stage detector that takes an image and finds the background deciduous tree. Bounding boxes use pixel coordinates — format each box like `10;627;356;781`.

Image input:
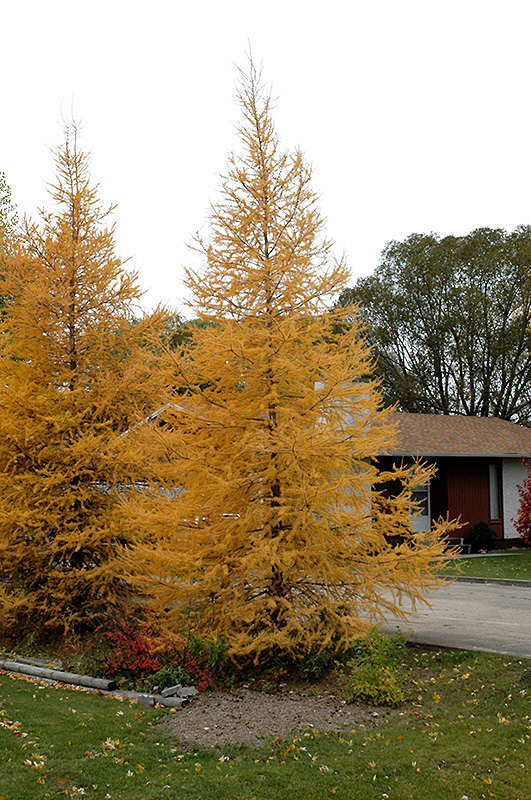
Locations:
126;65;453;664
0;131;167;639
0;171;18;312
0;172;17;239
339;228;531;424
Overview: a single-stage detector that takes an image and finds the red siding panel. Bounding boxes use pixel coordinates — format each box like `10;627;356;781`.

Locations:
446;458;490;538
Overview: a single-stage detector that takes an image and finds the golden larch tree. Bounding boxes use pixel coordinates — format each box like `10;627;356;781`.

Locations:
0;131;167;639
127;65;454;663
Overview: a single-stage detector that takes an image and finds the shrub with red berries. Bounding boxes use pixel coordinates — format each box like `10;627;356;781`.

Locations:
514;459;531;548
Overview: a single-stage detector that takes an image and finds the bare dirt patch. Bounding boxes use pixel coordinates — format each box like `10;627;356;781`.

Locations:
156;688;394;751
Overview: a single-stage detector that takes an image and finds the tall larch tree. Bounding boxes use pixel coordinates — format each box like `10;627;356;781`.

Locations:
126;64;454;664
0;131;167;639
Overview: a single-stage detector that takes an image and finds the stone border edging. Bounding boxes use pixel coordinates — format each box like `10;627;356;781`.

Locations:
0;659;198;708
0;659;116;690
109;688;188;707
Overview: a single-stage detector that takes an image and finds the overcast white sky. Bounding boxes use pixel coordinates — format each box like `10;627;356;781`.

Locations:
3;0;531;315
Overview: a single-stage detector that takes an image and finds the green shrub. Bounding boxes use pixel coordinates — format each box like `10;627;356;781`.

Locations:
468;520;498;553
144;634;228;691
299;649;332;680
145;664;190;690
344;628;405;706
185;631;228;673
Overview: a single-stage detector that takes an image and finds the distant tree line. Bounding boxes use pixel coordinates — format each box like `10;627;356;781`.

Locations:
339;227;531;426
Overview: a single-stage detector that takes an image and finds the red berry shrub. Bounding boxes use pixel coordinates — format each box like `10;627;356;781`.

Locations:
515;459;531;548
62;611;225;690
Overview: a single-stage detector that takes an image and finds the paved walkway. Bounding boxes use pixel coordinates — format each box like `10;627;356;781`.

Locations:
381;578;531;659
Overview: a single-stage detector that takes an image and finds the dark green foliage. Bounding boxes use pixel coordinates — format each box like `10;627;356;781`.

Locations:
345;628;406;706
298;649;332;680
162;314;217;351
145;663;191;689
340;226;531;425
185;631;229;674
160;314;219;394
468;520;498;553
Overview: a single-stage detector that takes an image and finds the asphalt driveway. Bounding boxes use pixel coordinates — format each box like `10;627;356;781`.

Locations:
381;578;531;659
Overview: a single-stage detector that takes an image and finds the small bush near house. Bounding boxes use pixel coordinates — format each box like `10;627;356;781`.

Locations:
344;628;406;706
515;469;531;547
468;520;498;553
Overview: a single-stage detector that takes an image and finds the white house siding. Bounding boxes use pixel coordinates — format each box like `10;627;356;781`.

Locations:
502;458;527;540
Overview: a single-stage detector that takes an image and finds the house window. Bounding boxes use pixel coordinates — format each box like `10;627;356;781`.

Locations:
410;483;431;533
489;462;501;520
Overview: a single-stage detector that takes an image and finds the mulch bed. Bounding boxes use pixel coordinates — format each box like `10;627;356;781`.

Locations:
156;688;395;750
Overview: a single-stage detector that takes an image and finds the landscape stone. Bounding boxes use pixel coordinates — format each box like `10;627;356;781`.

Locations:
178;686;199;697
155;695;186;708
160;684;183;698
137;694;156;706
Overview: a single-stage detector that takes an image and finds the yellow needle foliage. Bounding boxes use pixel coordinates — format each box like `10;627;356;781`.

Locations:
0;131;167;639
126;65;455;663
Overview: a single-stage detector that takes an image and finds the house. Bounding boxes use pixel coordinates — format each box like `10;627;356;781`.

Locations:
377;413;531;547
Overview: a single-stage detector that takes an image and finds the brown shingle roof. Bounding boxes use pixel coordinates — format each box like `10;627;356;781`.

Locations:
385;413;531;457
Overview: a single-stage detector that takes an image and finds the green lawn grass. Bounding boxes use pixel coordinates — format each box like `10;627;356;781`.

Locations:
1;647;531;799
440;549;531;581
